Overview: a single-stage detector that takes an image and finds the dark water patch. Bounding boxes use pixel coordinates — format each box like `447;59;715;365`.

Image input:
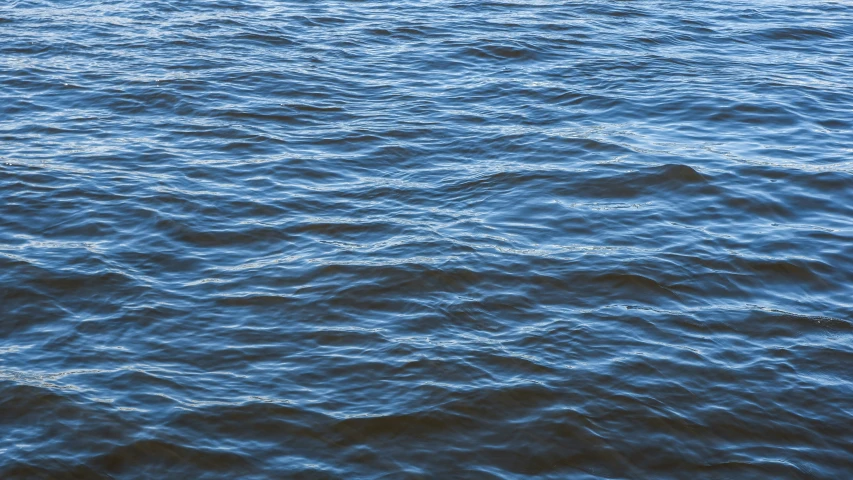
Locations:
460;43;541;62
89;440;258;479
760;26;842;41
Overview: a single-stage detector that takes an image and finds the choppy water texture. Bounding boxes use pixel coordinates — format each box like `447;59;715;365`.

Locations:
2;1;853;478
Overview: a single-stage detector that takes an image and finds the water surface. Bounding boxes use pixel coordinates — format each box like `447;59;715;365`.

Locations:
1;0;852;478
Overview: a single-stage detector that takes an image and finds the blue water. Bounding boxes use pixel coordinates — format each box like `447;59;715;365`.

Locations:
2;1;852;478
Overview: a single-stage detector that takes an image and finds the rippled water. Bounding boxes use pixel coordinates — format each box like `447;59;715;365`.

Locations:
2;0;852;478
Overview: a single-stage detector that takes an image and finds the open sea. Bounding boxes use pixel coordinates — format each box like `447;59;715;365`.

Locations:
1;1;852;478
